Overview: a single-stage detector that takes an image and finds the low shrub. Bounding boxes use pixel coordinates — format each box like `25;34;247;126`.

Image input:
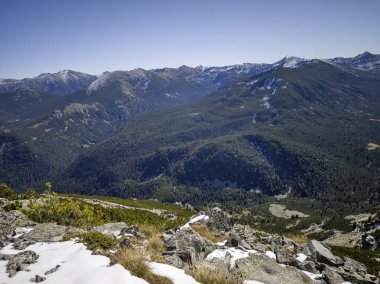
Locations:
3;200;23;212
0;183;18;200
63;231;117;251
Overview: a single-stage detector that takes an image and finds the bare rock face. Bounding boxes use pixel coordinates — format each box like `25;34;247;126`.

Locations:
92;222;129;238
323;266;345;284
163;227;216;268
233;253;314;284
0;207;36;240
203;207;235;231
308;240;342;266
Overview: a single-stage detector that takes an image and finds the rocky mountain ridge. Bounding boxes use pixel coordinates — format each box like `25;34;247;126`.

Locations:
0;197;379;284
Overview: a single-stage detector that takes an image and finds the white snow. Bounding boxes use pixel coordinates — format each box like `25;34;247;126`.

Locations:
296;253;307;263
87;73;110;92
246;79;259;86
181;214;208;229
282;56;307;69
148;262;200;284
244;281;267;284
265;251;276;260
263;101;271;109
216;240;227;246
12;227;34;239
206;248;258;268
0;241;148;284
301;270;322;280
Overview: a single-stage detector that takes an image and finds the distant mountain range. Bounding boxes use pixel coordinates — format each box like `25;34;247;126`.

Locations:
0;52;379;207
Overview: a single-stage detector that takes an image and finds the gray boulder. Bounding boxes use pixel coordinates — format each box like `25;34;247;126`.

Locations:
0;208;36;240
323;266;345;284
233;253;314;284
204;207;234;231
308;240;342;266
274;244;297;265
93;222;128;238
6;250;39;277
163;227;216;267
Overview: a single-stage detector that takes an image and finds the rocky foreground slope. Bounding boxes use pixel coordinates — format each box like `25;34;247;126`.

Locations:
0;198;379;284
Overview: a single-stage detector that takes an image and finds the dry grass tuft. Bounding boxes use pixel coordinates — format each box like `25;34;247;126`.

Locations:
146;234;166;263
189;264;238;284
140;223;161;237
286;234;309;244
112;248;173;284
190;224;227;243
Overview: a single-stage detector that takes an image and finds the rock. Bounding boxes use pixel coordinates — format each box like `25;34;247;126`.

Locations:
298;260;319;274
239;240;252;250
163;227;216;267
120;225;139;235
0;208;36;239
323;266;345;284
233;253;313;284
362;234;378;251
6;250;39;277
24;223;67;242
323;231;363;248
93;222;128;238
119;238;132;248
274;244;297;265
204;207;234;231
44;265;60;275
308;240;341;266
30;275;46;282
91;249;104;255
226;238;239;247
342;256;367;277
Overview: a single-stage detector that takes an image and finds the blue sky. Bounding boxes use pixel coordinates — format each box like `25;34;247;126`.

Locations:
1;0;379;78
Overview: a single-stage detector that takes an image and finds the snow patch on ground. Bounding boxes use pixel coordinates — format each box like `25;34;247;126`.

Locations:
296;253;307;263
148;262;200;284
206;248;258;268
244;280;267;284
12;227;34;239
301;270;322;280
217;240;227;246
181;214;208;229
265;251;276;259
0;241;148;284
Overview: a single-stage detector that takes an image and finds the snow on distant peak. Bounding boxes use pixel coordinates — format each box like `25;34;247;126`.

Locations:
274;56;308;69
87;72;111;93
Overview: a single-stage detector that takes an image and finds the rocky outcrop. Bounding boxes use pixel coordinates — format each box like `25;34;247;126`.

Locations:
202;207;235;231
234;254;314;284
0;203;378;284
162;226;216;268
0;207;36;241
6;250;39;277
308;240;342;266
92;222;129;238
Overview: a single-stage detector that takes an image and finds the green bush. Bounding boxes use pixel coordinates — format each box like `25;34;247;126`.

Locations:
3;200;23;211
21;188;40;199
0;183;19;200
63;231;117;250
24;193;189;230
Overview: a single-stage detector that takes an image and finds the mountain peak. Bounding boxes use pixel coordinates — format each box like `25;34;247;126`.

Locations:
354;51;376;59
274;56;308;69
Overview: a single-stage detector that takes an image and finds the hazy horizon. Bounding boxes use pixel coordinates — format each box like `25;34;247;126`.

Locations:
1;0;380;79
